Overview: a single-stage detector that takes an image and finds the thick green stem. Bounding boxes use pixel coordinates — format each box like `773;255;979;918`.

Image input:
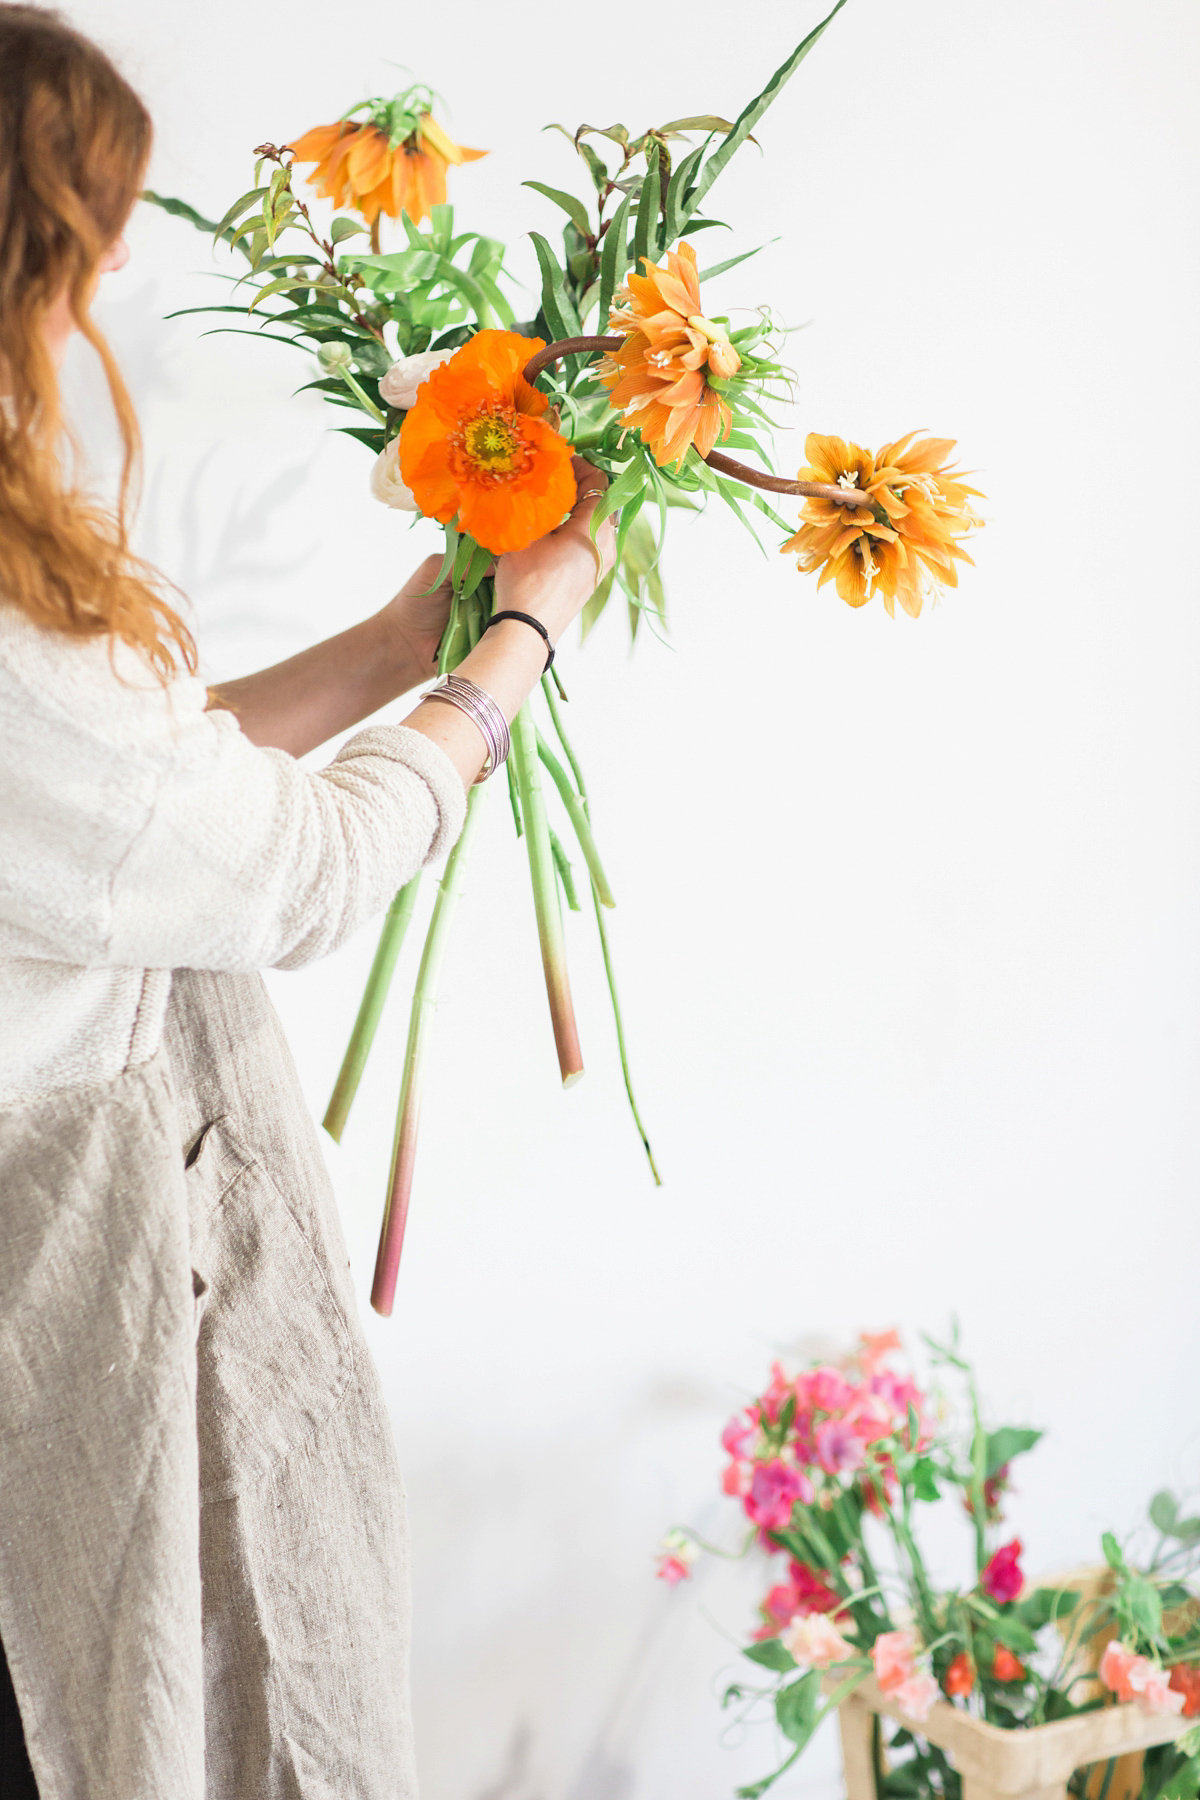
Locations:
549;830;581;912
323;874;421;1142
371;785;489;1316
511;703;584;1087
536;729;615;907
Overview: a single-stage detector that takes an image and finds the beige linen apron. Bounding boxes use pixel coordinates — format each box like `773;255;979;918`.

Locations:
0;969;417;1800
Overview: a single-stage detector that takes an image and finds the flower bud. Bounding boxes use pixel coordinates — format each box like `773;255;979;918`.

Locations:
370;437;419;511
317;341;354;373
707;337;742;379
379;347;456;410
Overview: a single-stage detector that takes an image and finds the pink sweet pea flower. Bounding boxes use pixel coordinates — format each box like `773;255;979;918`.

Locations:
808;1365;855;1415
1102;1643;1186;1716
782;1612;855;1671
722;1459;750;1497
756;1562;841;1637
816;1417;867;1475
654;1532;697;1586
872;1630;917;1692
892;1671;940;1722
722;1414;757;1459
745;1460;813;1531
981;1538;1024;1604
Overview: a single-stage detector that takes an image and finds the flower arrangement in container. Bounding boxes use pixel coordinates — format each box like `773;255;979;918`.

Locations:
146;0;984;1314
657;1329;1200;1800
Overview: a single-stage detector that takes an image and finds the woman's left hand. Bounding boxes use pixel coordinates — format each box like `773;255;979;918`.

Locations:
376;555;456;688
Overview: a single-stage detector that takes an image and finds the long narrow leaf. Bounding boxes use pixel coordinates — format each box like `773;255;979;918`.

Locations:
686;0;850;218
523;180;592;237
633;140;660;272
529;232;582;340
597;192;632;326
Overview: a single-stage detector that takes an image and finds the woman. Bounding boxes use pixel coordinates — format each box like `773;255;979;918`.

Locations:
0;8;613;1798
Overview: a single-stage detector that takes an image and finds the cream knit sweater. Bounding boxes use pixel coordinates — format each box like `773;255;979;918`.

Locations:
0;605;467;1105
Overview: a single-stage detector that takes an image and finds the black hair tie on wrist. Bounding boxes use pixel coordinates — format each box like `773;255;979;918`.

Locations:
483;609;555;673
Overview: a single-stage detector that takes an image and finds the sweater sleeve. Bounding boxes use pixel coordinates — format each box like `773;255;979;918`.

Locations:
106;713;467;972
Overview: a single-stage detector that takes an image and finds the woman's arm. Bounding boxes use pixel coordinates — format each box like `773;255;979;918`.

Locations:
213;460;613;770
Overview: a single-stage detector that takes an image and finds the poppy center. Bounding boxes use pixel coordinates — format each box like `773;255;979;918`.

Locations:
462;409;523;474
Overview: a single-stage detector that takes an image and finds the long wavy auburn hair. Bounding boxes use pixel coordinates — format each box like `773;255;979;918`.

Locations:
0;4;195;677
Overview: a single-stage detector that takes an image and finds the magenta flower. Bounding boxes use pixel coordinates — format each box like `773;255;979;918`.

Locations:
745;1460;813;1531
721;1415;757;1459
804;1365;855;1415
816;1417;866;1475
980;1537;1024;1604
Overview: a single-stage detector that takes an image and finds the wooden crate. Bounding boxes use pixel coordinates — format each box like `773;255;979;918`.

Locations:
838;1675;1190;1800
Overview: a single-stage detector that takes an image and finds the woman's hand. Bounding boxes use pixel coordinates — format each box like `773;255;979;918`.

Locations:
375;555;455;687
492;458;616;645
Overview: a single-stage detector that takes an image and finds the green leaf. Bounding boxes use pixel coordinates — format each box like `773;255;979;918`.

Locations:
991;1614;1039;1655
910;1457;941;1503
663;142;708;245
1156;1753;1200;1800
1151;1491;1185;1536
1018;1588;1080;1631
141;189;226;238
743;1637;797;1673
985;1428;1043;1479
633;139;660;270
597;192;632;326
577;140;610;193
775;1670;822;1746
523;181;592;237
1102;1532;1128;1574
330;216;367;244
657;114;739;135
213;185;269;241
528;232;582;341
687;0;851;218
1125;1576;1164;1640
697;240;776;284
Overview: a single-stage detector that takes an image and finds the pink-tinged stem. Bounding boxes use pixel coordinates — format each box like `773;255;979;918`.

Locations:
371;785;489;1317
511;702;584;1088
522;338;873;509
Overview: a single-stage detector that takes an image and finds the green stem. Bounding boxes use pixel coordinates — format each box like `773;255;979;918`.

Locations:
969;1378;989;1576
511;703;584;1087
539;675;659;1181
370;784;489;1316
339;366;385;423
536;728;615;906
549;830;582;912
323;874;421;1142
591;880;661;1184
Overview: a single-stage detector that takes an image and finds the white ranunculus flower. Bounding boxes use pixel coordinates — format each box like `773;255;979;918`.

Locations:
378;347;455;411
370;437;419;512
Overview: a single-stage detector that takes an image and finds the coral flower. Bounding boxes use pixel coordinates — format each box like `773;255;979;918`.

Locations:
873;1631;917;1692
1169;1664;1200;1718
944;1653;975;1698
598;241;740;468
991;1645;1026;1683
781;431;984;617
288;107;485;232
399;330;577;554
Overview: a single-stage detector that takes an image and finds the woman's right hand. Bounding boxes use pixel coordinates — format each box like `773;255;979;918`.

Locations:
400;457;617;790
492;457;616;645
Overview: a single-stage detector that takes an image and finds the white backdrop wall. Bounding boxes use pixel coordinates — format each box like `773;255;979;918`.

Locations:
56;2;1200;1795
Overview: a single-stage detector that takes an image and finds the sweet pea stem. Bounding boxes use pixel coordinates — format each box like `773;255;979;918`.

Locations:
371;784;490;1317
323;873;421;1142
511;702;584;1088
523;337;873;509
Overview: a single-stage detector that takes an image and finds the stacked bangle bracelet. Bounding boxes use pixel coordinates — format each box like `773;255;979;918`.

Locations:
423;674;511;782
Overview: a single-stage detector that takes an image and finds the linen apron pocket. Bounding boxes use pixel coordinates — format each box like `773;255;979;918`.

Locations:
185;1115;354;1502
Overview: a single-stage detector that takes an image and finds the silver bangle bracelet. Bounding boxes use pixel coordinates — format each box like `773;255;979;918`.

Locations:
423;674;511;782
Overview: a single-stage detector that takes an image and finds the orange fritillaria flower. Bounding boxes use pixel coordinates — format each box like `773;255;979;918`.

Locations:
781;432;984;617
399;330;577;554
597;241;741;468
288;111;485;230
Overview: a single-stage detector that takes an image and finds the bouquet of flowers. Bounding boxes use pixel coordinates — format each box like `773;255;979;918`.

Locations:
147;0;984;1314
658;1329;1200;1800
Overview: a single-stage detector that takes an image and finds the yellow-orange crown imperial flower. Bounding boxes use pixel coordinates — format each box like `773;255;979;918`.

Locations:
597;241;741;468
781;431;985;617
399;330;577;555
288;89;485;230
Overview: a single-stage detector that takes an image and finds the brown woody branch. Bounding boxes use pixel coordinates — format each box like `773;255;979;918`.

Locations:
523;337;874;510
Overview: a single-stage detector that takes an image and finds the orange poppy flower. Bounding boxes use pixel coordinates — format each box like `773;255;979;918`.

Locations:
288;111;485;231
597;241;740;468
781;432;984;617
399;330;577;554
